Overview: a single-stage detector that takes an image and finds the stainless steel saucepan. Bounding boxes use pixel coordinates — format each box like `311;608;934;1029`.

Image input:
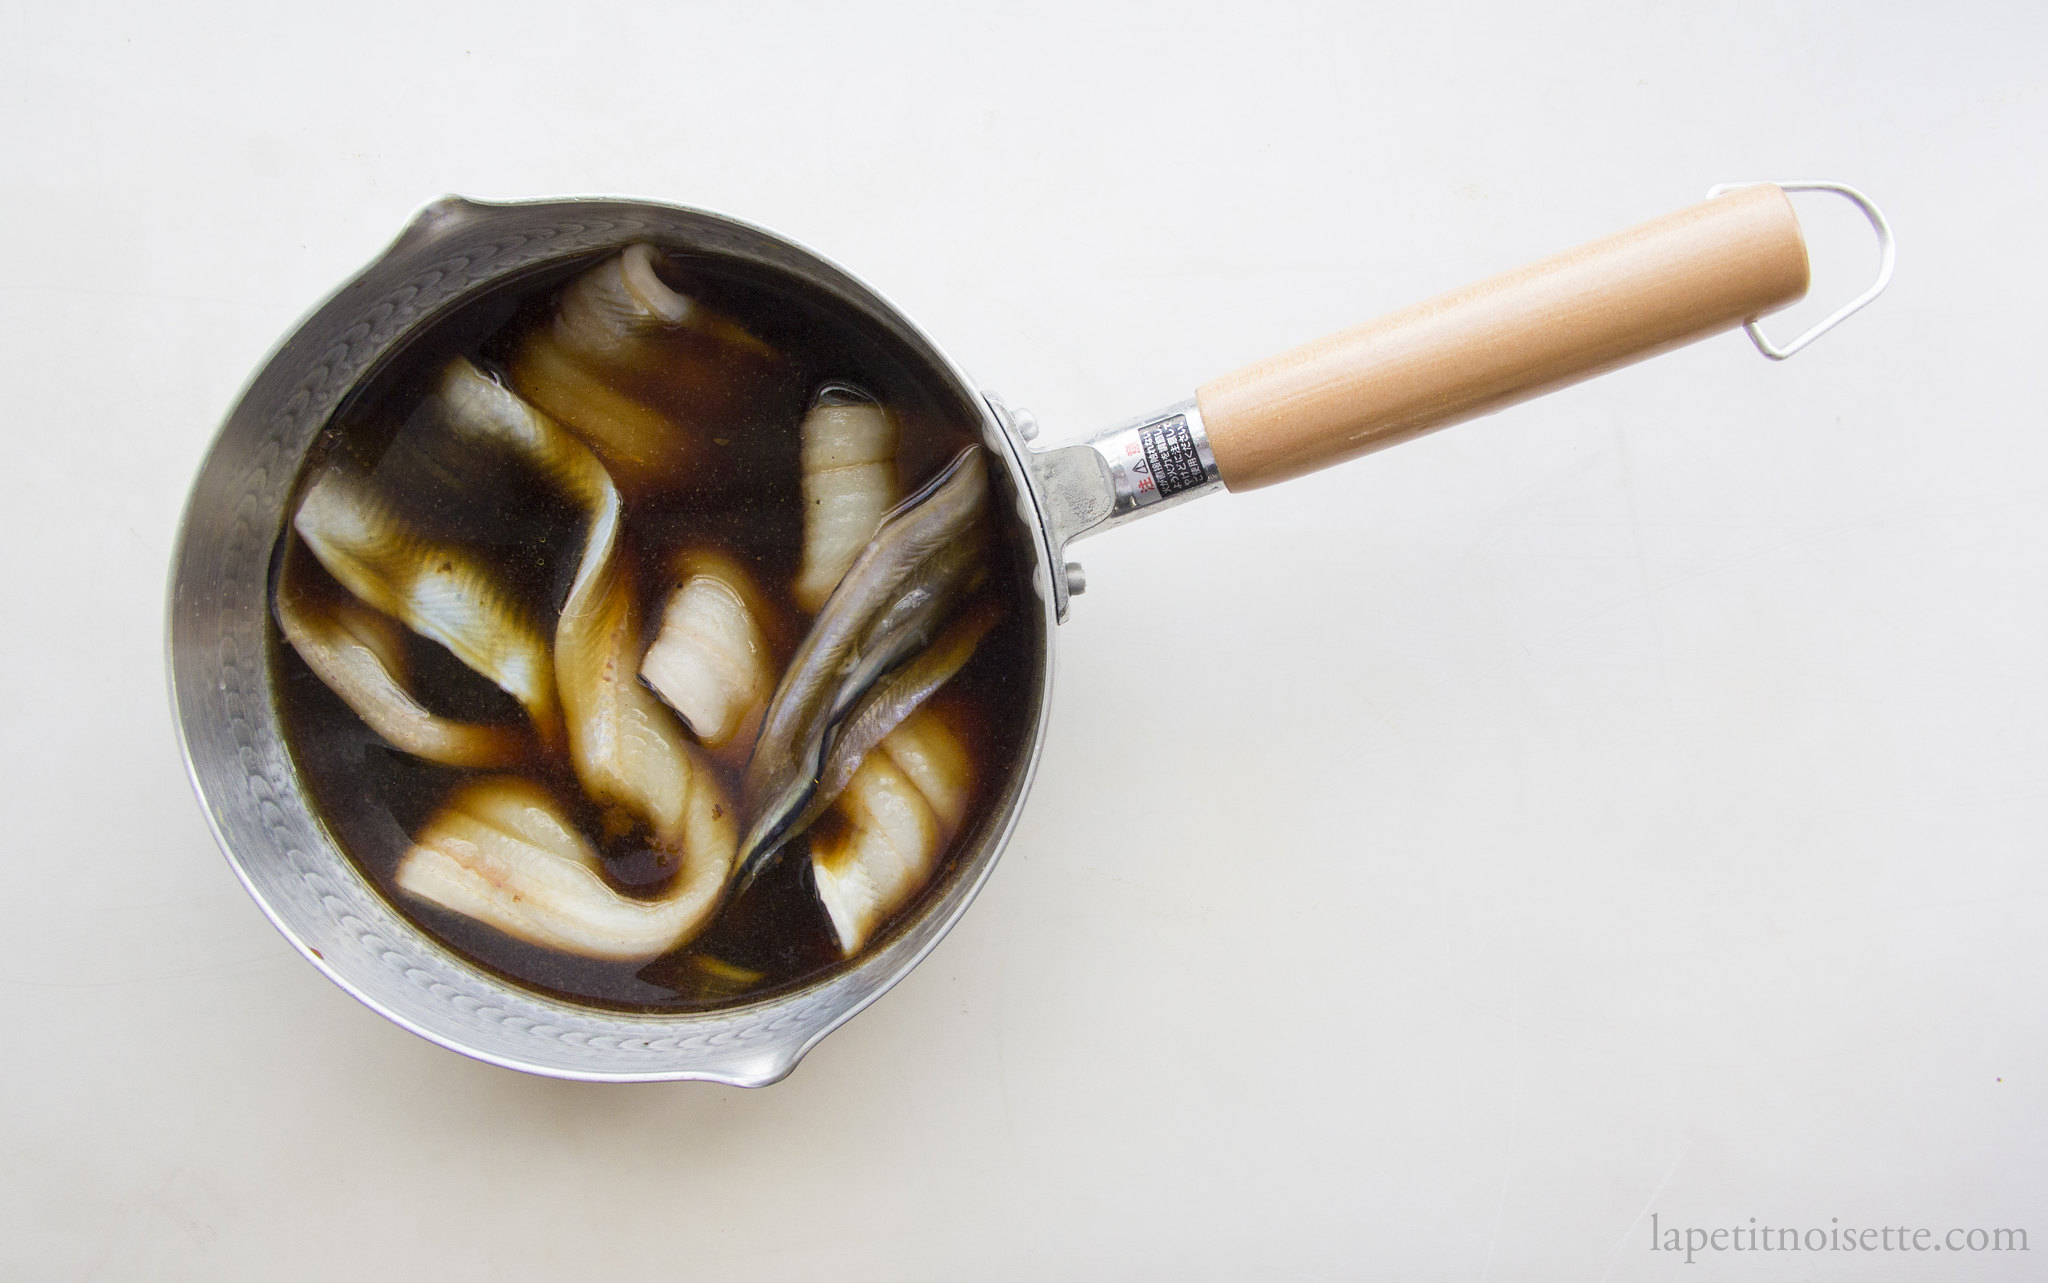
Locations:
168;183;1890;1083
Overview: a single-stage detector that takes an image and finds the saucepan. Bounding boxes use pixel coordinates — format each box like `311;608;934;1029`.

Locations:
168;181;1890;1083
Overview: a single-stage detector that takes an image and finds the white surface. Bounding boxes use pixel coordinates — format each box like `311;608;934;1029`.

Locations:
4;2;2044;1278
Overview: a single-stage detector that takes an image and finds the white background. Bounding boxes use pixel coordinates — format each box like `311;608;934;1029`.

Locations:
3;2;2043;1278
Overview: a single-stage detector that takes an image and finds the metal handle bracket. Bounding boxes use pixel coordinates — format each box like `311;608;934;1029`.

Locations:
1706;180;1895;360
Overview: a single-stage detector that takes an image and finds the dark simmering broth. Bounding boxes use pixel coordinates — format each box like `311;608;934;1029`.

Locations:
273;247;1037;1011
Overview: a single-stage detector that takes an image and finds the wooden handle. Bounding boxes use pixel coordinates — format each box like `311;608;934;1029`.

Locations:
1195;184;1811;490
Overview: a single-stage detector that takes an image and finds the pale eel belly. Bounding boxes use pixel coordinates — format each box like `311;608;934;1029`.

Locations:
507;242;777;496
292;453;561;749
792;387;899;613
274;542;526;769
639;549;777;766
395;777;731;963
809;706;972;956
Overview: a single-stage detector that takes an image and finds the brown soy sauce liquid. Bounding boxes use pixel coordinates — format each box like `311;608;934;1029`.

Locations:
274;248;1037;1012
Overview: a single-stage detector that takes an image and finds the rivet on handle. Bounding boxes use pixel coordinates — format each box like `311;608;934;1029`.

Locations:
1706;180;1895;361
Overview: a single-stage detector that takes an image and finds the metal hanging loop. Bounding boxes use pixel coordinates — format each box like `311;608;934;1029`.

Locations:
1706;180;1895;361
